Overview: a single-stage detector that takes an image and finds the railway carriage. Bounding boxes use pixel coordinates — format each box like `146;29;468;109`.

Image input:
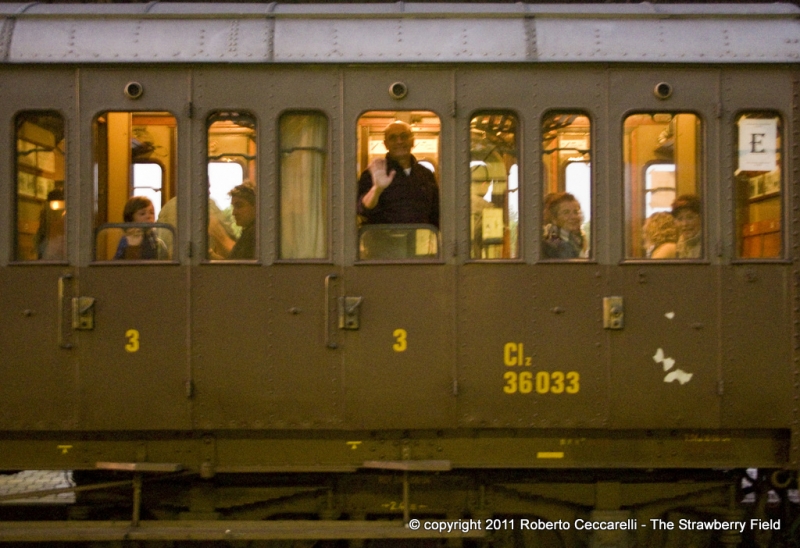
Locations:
0;2;799;546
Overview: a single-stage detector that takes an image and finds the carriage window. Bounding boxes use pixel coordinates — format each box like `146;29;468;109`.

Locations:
93;112;176;261
624;113;702;259
207;112;257;261
15;112;66;261
470;113;518;259
541;112;591;260
280;112;328;259
356;111;440;260
735;113;782;259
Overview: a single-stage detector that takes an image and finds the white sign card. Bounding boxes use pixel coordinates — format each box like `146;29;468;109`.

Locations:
739;118;777;172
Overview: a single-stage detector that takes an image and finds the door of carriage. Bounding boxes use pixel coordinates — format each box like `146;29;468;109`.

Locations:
187;67;346;435
339;68;458;431
601;67;792;438
73;69;191;431
453;67;610;443
604;69;725;432
0;68;81;434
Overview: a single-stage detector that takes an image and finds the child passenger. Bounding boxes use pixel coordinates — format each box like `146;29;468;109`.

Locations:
114;196;168;260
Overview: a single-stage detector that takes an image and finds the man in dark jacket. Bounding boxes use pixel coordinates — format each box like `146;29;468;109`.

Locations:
357;121;439;258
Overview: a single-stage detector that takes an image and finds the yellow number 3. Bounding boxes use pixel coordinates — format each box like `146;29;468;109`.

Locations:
125;329;140;353
393;329;407;352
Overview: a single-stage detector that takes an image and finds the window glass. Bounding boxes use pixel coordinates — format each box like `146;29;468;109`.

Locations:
15;112;66;261
624;113;702;259
735;113;782;259
132;163;163;218
206;112;257;260
541;113;591;260
280;112;328;259
470;113;519;259
93;112;176;261
356;111;440;260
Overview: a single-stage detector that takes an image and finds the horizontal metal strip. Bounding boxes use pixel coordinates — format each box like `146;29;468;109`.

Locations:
0;520;486;542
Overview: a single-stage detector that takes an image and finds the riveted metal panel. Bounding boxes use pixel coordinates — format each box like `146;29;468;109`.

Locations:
721;266;792;428
10;18;271;63
77;267;192;430
4;5;800;65
535;18;800;63
0;268;78;430
273;18;528;63
609;267;721;429
343;265;458;430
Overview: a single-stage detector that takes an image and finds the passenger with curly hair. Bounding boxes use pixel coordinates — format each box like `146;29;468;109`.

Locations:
643;212;678;259
671;194;702;259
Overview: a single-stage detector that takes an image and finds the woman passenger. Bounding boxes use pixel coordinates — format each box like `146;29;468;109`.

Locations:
671;194;702;259
643;212;678;259
542;192;588;259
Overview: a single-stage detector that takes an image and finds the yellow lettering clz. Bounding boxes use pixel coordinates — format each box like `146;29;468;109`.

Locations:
504;343;518;366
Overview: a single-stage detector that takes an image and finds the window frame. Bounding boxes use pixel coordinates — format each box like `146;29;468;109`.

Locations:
621;110;706;263
203;110;259;264
11;110;68;265
354;109;443;264
276;109;331;263
539;109;594;262
90;110;179;265
731;109;788;263
467;109;522;263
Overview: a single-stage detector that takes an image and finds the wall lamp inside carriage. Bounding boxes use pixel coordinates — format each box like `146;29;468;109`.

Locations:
124;81;144;100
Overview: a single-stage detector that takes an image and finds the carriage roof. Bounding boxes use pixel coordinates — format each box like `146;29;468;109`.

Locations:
1;3;798;64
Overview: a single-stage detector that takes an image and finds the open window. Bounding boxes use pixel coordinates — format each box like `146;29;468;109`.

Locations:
625;113;703;260
356;111;440;261
470;112;519;260
15;112;66;262
206;112;257;261
541;112;592;260
93;112;176;261
735;112;783;259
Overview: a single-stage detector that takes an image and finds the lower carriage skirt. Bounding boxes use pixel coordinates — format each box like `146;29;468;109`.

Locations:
0;520;485;542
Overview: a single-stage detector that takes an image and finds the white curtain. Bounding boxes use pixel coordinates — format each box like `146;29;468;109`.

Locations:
280;114;327;259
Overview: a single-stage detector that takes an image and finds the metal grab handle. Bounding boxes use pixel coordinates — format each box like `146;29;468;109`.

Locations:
324;274;338;349
57;273;73;349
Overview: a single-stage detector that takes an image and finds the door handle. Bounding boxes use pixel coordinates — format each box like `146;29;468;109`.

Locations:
57;273;73;349
324;273;339;349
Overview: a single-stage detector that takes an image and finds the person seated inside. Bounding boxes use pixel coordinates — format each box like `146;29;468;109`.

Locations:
643;211;678;259
671;194;702;259
357;121;439;258
542;192;588;259
208;182;256;260
114;196;168;260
